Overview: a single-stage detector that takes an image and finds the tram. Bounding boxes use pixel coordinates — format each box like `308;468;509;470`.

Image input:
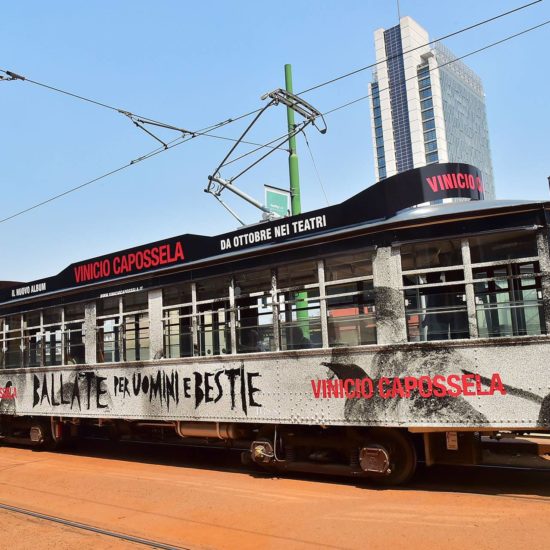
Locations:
0;162;548;484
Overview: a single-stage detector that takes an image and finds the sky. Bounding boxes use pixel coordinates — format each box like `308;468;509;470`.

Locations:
0;0;549;282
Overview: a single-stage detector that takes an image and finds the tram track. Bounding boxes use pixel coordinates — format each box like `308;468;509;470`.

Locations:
0;443;549;549
0;502;189;550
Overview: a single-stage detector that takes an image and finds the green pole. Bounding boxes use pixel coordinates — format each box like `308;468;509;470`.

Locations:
284;64;309;340
285;64;301;216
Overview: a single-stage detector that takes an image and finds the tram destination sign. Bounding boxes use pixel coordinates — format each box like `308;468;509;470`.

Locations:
0;163;484;305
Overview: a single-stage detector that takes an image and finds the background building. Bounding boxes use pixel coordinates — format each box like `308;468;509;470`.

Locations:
370;16;495;198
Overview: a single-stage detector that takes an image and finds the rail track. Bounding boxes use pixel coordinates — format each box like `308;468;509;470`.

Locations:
0;441;549;549
0;502;188;550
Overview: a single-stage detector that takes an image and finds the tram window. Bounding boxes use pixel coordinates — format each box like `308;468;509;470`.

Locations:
43;308;61;325
469;232;538;264
98;296;122;363
64;304;85;365
163;283;192;307
97;296;119;316
325;252;373;281
196;276;230;302
24;311;40;327
65;322;85;365
196;276;231;356
403;269;464;287
278;261;321;350
43;326;62;366
197;309;231;356
123;293;149;361
326;282;376;347
23;312;42;368
65;303;85;321
97;317;121;363
235;270;274;353
5;338;22;368
405;283;469;341
123;291;148;312
43;308;62;367
5;315;22;369
124;313;150;361
473;262;544;338
235;269;272;294
5;315;21;330
43;308;62;366
0;318;4;367
278;260;318;288
164;307;193;358
279;287;322;350
401;241;468;342
163;284;193;358
97;293;150;363
401;239;462;271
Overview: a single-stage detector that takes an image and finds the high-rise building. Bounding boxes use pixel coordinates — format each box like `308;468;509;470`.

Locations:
369;16;495;198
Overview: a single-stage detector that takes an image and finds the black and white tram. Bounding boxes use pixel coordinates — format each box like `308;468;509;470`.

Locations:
1;162;549;484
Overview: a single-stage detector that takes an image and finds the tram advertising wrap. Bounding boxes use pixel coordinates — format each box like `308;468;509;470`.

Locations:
2;160;550;484
1;340;548;428
0;163;484;305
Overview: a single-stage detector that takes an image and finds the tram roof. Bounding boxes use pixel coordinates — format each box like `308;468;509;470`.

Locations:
1;163;548;310
389;199;547;223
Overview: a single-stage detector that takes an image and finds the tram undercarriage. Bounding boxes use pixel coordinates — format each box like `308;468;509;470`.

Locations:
1;415;547;485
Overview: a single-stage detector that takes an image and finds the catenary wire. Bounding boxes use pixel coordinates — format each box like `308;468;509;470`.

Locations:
297;0;543;94
0;126;285;224
321;18;550;118
0;0;540;180
0;0;541;142
0;134;193;224
0;16;547;225
302;130;330;206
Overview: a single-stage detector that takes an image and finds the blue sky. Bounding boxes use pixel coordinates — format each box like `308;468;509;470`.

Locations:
1;0;549;281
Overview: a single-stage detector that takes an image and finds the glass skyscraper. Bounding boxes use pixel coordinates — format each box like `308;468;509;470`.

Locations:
370;17;495;198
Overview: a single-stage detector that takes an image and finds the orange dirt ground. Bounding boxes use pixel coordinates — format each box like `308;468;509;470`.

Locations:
0;440;549;549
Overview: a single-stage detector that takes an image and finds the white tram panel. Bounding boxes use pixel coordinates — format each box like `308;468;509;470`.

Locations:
1;339;548;428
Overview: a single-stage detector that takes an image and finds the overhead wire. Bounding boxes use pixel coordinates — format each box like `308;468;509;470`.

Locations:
294;16;550;210
219;10;548;210
0;0;542;143
321;18;550;118
0;125;287;225
0;0;540;192
302;130;330;206
0;10;547;225
297;0;543;95
0;135;191;224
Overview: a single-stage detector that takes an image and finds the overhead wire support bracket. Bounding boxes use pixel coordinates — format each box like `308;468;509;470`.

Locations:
130;115;196;137
204;88;327;223
119;111;167;149
0;70;24;82
119;110;197;149
261;88;327;134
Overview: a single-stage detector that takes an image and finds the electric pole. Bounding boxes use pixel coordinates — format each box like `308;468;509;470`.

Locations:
285;64;301;216
284;64;309;339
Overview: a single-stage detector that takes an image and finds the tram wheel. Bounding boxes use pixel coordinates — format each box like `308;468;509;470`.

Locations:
32;419;65;451
365;428;417;486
